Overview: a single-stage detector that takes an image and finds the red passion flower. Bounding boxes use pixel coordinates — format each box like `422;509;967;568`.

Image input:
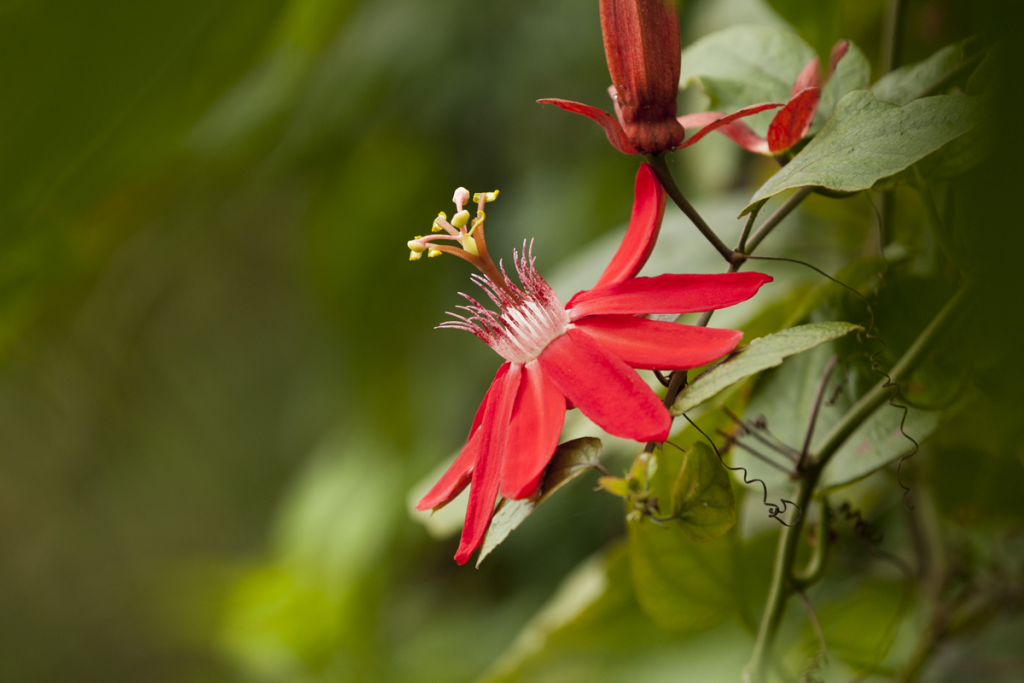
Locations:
408;165;772;564
538;0;782;154
678;41;851;156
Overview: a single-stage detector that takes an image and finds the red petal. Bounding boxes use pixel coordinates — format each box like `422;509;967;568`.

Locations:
792;56;822;98
538;329;670;442
827;41;850;80
454;364;523;565
573;316;743;370
500;360;566;500
593;163;666;289
568;272;773;320
767;87;821;154
678;112;769;154
537;99;639;154
416;363;510;512
677;102;783;149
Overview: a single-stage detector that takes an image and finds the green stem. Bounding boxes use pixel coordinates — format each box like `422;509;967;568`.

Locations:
742;285;970;683
812;284;969;469
881;0;907;76
793;498;831;588
644;152;736;264
744;187;813;254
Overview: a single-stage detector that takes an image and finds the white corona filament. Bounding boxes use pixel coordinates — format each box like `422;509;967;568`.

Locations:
438;243;570;365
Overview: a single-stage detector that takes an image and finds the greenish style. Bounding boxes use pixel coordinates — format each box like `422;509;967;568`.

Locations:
745;91;982;211
672;322;861;416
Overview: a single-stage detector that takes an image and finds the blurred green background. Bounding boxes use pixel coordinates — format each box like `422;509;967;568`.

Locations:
0;1;1018;682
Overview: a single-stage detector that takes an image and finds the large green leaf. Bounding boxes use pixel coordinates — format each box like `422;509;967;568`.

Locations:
679;25;816;137
628;520;738;632
802;581;907;671
476;437;603;566
670;442;737;542
819;403;940;490
816;41;871;129
872;44;963;106
744;91;982;212
672;322;861;416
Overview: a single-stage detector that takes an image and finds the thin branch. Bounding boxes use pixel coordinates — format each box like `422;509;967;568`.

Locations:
719;430;795;475
743;187;814;254
799;355;839;471
722;406;801;462
644;152;736;264
881;0;908;76
737;203;762;255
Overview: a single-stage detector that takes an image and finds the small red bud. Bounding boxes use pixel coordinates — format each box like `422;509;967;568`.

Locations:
600;0;684;153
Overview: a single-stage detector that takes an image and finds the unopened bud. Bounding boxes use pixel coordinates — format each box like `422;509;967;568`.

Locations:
451;210;471;228
453;187;470;206
408;240;427;253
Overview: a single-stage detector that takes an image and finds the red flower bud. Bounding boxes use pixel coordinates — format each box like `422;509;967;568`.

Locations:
600;0;684;153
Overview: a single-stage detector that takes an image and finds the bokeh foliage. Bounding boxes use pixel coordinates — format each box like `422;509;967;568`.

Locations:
0;0;1021;682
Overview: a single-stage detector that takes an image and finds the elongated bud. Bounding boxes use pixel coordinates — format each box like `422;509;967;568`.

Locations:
600;0;684;152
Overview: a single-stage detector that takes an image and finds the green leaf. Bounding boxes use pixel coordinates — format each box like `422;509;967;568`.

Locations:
476;437;602;567
670;442;737;542
816;41;870;128
672;322;861;416
872;44;963;106
802;581;907;671
679;25;816;137
744;91;983;213
760;0;841;61
819;404;940;490
628;520;738;632
482;544;757;683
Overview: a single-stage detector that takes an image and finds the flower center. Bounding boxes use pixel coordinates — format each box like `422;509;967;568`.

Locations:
493;298;570;365
436;244;569;365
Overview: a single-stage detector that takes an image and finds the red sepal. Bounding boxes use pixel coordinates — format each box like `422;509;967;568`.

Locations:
767;87;821;154
678;102;783;150
537;99;639;154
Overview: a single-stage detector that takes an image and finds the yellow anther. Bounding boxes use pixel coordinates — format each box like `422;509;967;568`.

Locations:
427;248;442;258
473;190;500;203
432;212;446;232
460;233;479;256
409;250;423;261
451;210;470;229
